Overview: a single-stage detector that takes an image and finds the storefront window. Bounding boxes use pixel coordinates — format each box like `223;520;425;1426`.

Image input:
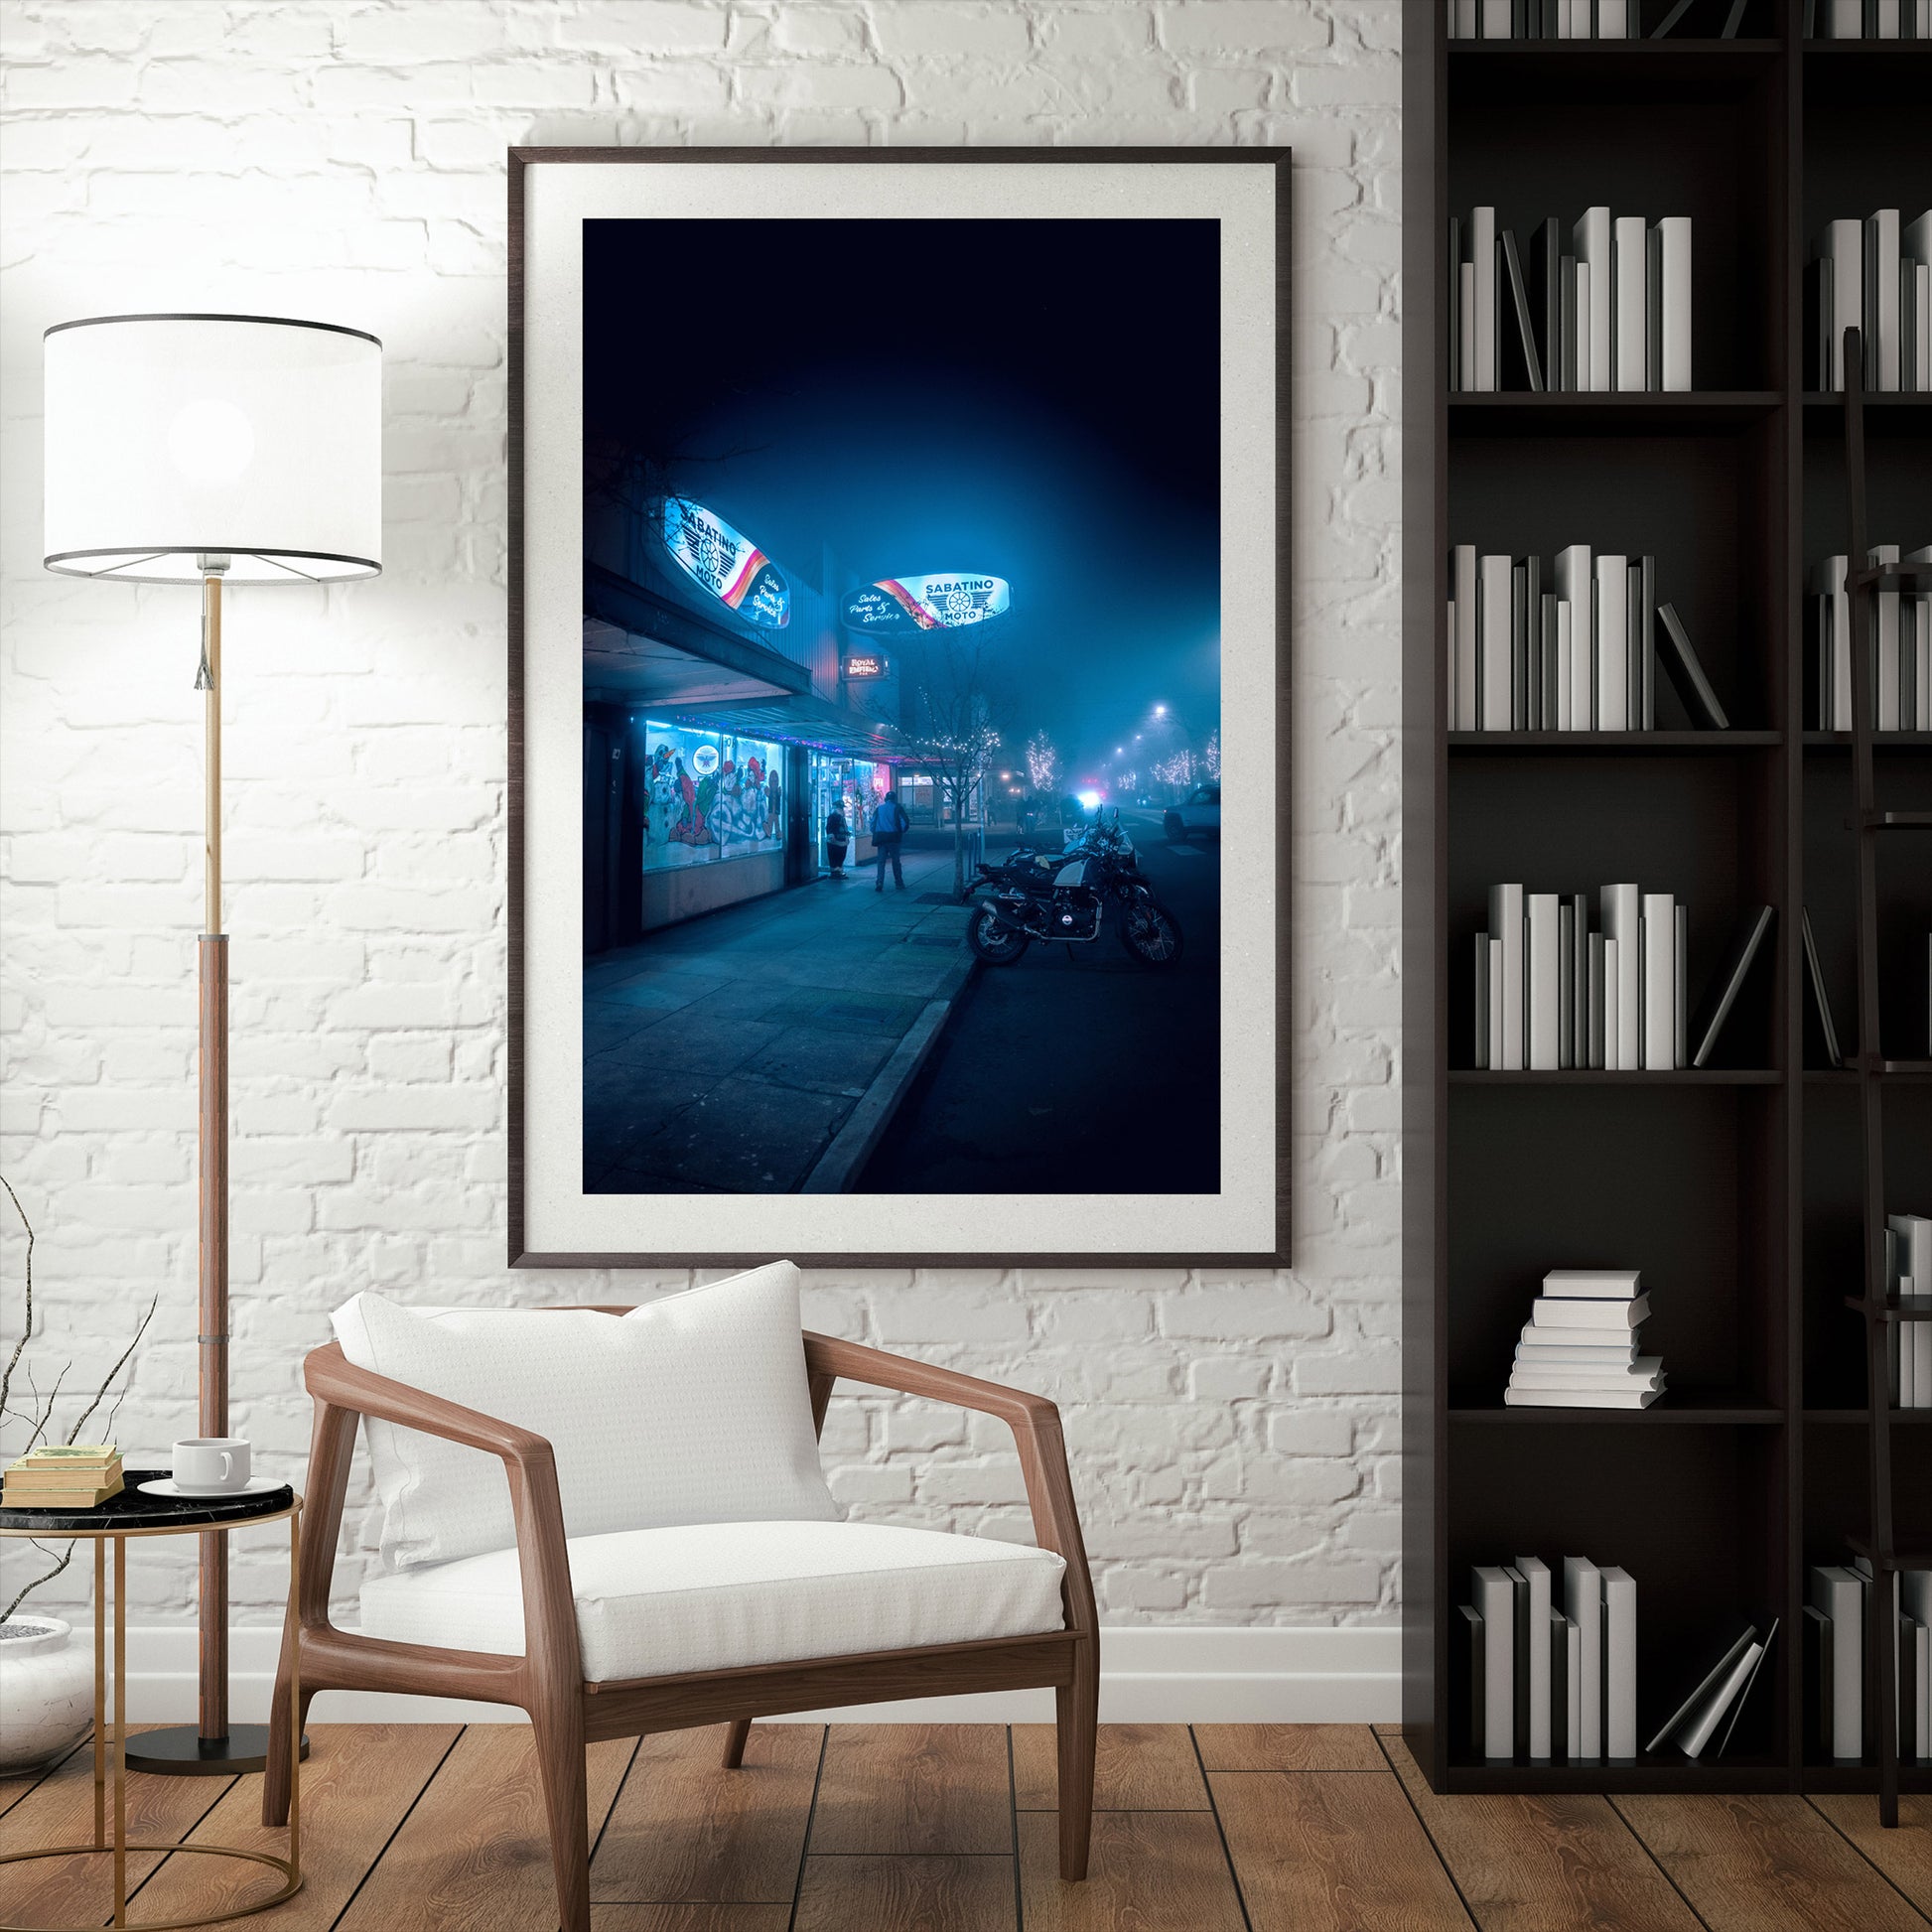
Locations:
810;755;884;872
638;721;785;873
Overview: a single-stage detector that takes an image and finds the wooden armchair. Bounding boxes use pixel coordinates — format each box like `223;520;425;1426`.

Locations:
263;1319;1098;1932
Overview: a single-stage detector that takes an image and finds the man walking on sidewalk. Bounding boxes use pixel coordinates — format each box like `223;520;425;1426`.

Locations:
872;785;909;892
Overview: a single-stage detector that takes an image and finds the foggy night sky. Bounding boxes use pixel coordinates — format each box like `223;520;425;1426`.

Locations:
584;217;1221;777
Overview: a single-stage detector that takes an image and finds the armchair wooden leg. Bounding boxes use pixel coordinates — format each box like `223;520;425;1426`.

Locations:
1055;1639;1098;1882
529;1692;591;1932
721;1718;753;1768
261;1630;312;1827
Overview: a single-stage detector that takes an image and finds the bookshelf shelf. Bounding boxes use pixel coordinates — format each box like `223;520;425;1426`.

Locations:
1406;0;1927;1807
1450;730;1781;753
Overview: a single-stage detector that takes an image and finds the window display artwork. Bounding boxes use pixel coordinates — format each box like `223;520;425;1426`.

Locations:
639;721;784;872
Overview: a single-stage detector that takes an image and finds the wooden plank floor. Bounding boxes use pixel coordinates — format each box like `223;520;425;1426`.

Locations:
1;1724;1926;1931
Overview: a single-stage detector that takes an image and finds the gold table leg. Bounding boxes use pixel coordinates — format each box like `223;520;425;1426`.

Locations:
113;1535;125;1929
91;1541;104;1851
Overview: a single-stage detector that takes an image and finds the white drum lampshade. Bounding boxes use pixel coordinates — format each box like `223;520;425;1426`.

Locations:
43;313;382;584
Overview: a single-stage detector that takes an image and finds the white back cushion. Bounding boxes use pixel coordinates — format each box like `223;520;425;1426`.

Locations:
331;1261;838;1572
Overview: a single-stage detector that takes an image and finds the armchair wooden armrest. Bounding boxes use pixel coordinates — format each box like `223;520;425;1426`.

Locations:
800;1331;1097;1638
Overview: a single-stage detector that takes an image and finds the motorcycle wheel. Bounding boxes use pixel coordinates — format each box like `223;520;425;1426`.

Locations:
968;904;1032;965
1118;898;1184;968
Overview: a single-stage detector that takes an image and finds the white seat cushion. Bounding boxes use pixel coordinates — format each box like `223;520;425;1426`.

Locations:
357;1520;1067;1683
331;1263;837;1572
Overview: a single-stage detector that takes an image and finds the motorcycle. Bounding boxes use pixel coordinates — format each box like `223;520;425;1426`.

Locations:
965;811;1184;969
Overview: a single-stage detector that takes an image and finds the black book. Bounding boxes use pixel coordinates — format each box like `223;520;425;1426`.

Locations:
1560;253;1579;392
1646;1624;1759;1754
1524;554;1542;728
1500;228;1545;391
1449;215;1462;391
1507;1565;1532;1762
1656;602;1730;729
1689;905;1775;1068
1459;1602;1486;1759
1646;223;1664;392
1806;256;1835;391
1805;1603;1834;1757
1711;1618;1778;1759
1512;562;1530;731
1801;907;1845;1067
1640;555;1656;729
1530;218;1562;393
1541;590;1561;730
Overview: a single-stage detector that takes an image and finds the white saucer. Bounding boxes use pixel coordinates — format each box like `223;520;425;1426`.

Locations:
137;1475;284;1500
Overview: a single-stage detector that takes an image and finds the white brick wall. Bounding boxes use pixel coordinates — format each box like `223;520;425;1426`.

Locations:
0;0;1401;1633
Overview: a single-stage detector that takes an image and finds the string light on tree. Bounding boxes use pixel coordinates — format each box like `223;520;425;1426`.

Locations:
1026;731;1060;792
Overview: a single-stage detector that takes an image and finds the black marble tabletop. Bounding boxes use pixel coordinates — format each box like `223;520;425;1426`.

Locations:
0;1469;296;1535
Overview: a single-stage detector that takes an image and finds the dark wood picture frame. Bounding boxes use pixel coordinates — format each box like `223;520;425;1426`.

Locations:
506;146;1292;1271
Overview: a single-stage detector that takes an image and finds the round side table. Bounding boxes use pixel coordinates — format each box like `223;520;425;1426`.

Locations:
0;1474;302;1932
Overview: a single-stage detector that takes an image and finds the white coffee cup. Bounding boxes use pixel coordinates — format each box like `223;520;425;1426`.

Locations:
173;1437;250;1494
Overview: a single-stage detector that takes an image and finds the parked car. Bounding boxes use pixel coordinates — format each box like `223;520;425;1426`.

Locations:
1163;783;1221;843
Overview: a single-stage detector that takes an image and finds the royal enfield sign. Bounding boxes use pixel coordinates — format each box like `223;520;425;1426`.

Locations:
841;573;1011;638
660;496;790;628
842;651;890;680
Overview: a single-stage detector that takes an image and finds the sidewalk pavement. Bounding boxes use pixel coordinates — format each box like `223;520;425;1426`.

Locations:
583;844;975;1194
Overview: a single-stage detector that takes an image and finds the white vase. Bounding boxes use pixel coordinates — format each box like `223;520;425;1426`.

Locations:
0;1616;93;1773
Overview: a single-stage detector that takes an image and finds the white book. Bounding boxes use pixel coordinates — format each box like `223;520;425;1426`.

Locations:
1602;1568;1638;1759
1519;1557;1553;1761
1679;1640;1764;1760
1517;1344;1643;1369
1555;600;1575;729
1531;1292;1653;1330
1818;219;1863;389
1448;600;1457;729
1574;208;1612;393
1905;1571;1932;1757
1601;885;1642;1069
1867;210;1902;390
1564;1558;1603;1760
1544;1269;1643;1298
1599;0;1630;31
1602;937;1620;1068
1528;894;1561;1070
1819;553;1851;729
1474;1565;1515;1759
1460;261;1478;391
1480;553;1514;729
1655;216;1693;392
1595;556;1629;730
1453;545;1479;730
1510;1361;1664;1389
1826;0;1863;32
1488;937;1505;1069
1643;894;1676;1071
1675;902;1689;1069
1575;259;1592;400
1560;1613;1584;1763
1507;1386;1661;1409
1613;214;1647;392
1917;260;1932;397
1556;546;1594;729
1812;1565;1863;1759
1472;207;1498;393
1490;883;1526;1070
1482;0;1511;34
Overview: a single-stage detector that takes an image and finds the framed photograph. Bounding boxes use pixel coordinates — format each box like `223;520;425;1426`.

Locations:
510;148;1289;1268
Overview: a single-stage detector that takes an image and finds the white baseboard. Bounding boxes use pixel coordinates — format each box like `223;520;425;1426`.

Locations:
119;1624;1399;1726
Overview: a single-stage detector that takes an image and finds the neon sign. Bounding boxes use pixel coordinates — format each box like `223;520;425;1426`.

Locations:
841;573;1010;638
660;497;789;628
843;652;889;680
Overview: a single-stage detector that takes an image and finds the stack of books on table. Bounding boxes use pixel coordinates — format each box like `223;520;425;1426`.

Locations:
1506;1270;1664;1410
1464;1556;1638;1762
1446;544;1731;733
1;1444;124;1510
1449;206;1691;393
1889;1212;1931;1408
1810;542;1932;732
1810;1560;1932;1763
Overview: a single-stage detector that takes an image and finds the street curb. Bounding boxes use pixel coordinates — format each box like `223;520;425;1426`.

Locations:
799;950;977;1194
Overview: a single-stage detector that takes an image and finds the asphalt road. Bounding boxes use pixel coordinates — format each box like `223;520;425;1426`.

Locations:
859;810;1222;1194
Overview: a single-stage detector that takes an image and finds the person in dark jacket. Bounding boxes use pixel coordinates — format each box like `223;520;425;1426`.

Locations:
825;805;849;878
872;788;909;892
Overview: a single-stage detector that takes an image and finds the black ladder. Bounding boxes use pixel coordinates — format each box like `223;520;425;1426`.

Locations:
1840;324;1932;1830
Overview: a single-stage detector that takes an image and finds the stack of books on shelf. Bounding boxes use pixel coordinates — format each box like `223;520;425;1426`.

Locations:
1447;544;1729;731
1450;207;1691;393
1809;211;1932;391
1449;1;1760;37
1889;1212;1931;1407
1807;1;1932;39
1465;1557;1638;1762
1810;542;1932;731
1506;1268;1664;1409
1810;1561;1932;1764
1;1444;124;1510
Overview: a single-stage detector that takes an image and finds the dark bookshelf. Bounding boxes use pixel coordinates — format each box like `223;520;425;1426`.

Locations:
1403;0;1932;1799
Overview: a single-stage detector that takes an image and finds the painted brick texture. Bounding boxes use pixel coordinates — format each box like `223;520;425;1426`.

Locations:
0;0;1402;1628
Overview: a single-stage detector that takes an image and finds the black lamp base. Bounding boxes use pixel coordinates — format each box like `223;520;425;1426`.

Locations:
122;1725;309;1776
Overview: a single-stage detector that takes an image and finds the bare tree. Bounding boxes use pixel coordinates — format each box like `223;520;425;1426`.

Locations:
899;630;1007;900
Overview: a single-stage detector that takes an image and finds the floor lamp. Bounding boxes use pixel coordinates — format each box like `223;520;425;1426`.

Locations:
42;313;382;1772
